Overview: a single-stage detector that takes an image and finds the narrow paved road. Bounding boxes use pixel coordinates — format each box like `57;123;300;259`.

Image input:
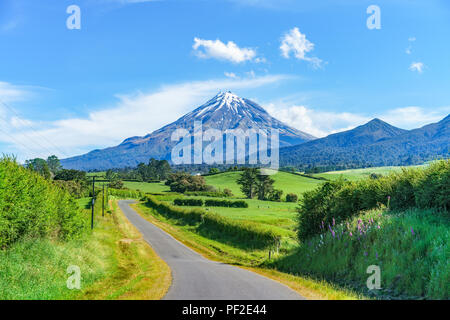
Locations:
118;200;304;300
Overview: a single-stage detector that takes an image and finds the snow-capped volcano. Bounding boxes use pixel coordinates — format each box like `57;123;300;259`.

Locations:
61;91;316;170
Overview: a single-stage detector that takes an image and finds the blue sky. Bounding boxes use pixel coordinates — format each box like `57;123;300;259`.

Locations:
1;0;449;161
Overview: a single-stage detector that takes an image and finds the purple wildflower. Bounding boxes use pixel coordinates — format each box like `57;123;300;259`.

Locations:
333;218;335;226
411;227;415;236
349;231;353;237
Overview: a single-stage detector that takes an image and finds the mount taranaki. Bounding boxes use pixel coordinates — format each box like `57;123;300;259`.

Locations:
61;91;449;170
61;92;316;170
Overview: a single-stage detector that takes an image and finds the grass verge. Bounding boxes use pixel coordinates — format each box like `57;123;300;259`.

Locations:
0;199;171;300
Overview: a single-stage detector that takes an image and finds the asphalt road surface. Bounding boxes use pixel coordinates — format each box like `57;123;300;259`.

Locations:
118;200;304;300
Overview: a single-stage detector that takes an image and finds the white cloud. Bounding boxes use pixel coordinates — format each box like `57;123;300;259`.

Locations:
2;75;289;160
280;27;323;68
193;38;258;63
264;103;449;138
409;62;425;73
377;106;450;129
406;36;416;55
265;104;368;137
0;82;30;103
224;72;238;79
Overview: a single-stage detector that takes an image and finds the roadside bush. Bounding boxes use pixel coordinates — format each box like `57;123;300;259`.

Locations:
0;157;88;249
297;160;450;240
285;193;298;203
273;208;449;299
204;199;248;208
173;198;204;206
107;188;144;199
223;188;233;197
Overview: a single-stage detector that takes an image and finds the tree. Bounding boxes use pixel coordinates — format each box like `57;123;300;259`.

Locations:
256;174;275;200
54;169;86;181
105;169;118;181
269;189;283;202
155;160;171;180
237;168;258;199
165;172;208;193
46;155;62;175
209;167;220;174
25;158;51;179
286;193;298;203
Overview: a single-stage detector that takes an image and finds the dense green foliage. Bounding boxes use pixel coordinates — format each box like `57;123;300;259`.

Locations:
184;190;232;197
0;157;88;249
271;208;449;299
204;199;248;208
285;193;298;203
237;168;283;201
173;198;204;206
297;160;449;240
106;187;145;199
145;196;281;249
165;172;212;193
54;168;87;181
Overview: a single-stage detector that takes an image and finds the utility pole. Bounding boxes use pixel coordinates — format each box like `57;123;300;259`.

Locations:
102;184;105;217
91;176;95;229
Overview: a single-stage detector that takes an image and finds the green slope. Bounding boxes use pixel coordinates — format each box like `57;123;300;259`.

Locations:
204;170;323;198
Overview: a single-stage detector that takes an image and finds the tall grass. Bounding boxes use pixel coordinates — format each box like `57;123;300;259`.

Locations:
0;157;88;248
298;160;449;240
271;208;449;299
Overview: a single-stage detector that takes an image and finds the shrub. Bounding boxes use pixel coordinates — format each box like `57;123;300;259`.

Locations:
165;172;208;193
0;157;88;248
173;198;204;206
297;160;450;240
107;187;144;199
223;188;233;197
286;193;298;203
204;199;248;208
185;191;227;197
268;189;283;202
108;180;124;189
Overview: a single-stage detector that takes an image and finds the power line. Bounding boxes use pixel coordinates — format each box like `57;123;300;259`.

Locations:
0;119;41;159
0;99;71;158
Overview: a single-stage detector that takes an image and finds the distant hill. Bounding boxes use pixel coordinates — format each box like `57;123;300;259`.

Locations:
280;115;450;167
61;91;315;170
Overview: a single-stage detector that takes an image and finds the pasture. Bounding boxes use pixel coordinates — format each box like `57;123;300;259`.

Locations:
311;164;427;181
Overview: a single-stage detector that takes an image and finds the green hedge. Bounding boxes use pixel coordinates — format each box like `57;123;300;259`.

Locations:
173;198;204;206
0;157;88;249
145;196;279;248
204;199;248;208
184;191;231;197
298;160;450;240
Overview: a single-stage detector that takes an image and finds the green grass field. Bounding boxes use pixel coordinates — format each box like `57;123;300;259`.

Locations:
162;196;298;237
122;181;169;193
311;165;427;181
204;170;323;197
